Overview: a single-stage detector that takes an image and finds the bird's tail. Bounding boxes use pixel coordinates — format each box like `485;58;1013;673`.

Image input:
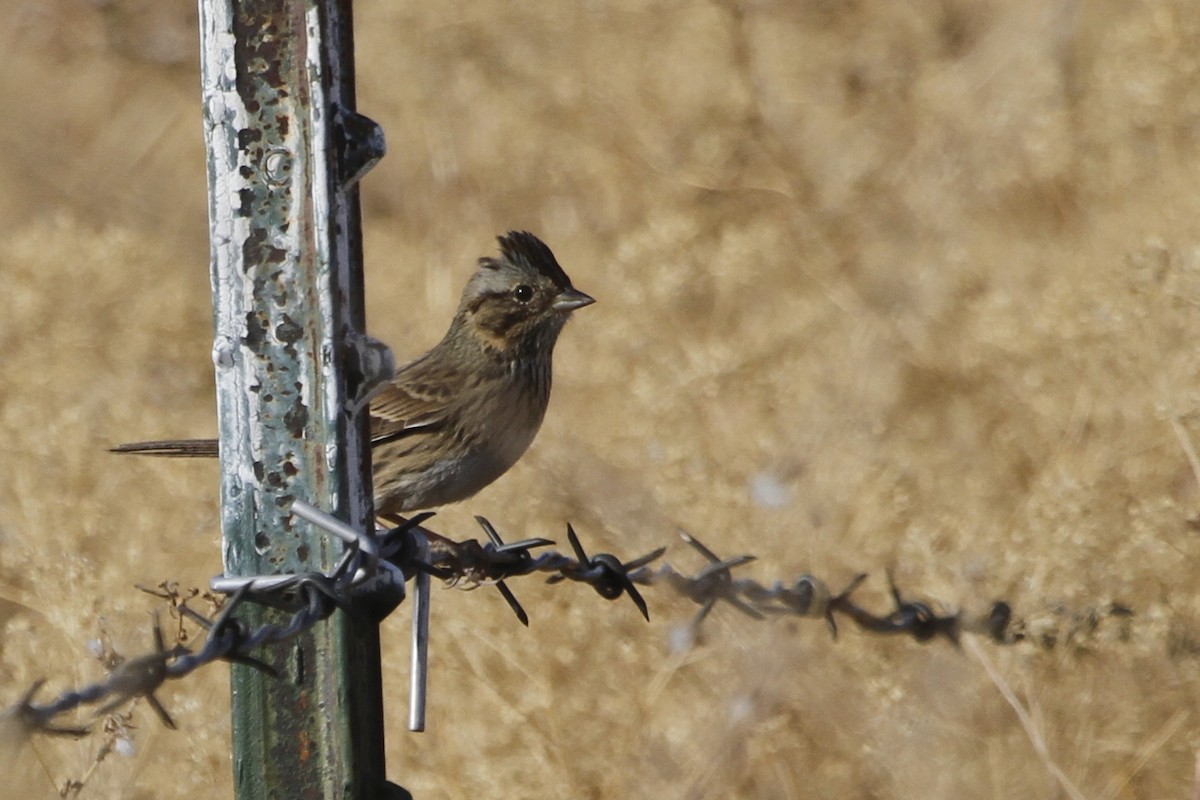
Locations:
109;439;220;458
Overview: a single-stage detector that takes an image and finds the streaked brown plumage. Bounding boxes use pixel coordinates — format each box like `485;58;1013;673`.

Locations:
112;231;593;515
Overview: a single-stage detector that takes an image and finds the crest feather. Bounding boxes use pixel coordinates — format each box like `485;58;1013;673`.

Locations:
483;231;572;290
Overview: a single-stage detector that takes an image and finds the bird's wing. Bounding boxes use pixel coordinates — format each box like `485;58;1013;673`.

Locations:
367;352;461;446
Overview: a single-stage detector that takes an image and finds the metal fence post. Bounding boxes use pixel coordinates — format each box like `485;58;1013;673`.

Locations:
197;0;389;797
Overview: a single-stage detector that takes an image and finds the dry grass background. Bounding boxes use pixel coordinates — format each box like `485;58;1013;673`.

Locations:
2;1;1200;797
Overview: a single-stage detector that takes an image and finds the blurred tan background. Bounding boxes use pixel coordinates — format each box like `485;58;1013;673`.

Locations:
3;1;1200;797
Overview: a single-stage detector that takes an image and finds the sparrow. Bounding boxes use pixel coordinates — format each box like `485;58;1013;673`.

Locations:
112;231;594;515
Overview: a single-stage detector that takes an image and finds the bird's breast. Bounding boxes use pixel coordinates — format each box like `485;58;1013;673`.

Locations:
473;377;547;475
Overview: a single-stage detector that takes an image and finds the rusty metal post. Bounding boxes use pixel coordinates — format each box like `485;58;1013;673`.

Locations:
197;0;391;797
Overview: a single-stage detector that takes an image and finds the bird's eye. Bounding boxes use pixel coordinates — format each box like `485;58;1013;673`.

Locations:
512;284;534;303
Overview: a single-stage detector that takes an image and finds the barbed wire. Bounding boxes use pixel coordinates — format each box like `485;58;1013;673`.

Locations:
1;505;1131;745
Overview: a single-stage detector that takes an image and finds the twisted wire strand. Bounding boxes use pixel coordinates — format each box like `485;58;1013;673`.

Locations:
2;512;1123;740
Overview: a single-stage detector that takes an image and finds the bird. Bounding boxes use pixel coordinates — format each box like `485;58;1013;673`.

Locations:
112;231;594;516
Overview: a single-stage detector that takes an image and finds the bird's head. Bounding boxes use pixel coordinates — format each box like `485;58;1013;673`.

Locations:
458;231;594;354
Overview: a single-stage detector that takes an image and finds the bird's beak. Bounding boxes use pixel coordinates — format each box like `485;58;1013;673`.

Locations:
553;287;595;313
